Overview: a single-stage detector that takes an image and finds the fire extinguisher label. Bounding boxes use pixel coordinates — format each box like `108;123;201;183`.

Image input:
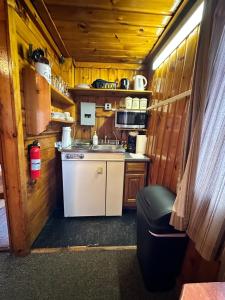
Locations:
31;159;41;170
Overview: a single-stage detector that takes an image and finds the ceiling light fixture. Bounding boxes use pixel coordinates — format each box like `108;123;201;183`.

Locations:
152;1;204;70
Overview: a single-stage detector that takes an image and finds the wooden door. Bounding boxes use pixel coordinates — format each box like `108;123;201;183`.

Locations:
124;174;145;208
106;161;124;216
62;161;106;217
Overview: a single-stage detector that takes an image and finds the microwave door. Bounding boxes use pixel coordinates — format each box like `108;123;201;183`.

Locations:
137;113;147;128
116;111;136;127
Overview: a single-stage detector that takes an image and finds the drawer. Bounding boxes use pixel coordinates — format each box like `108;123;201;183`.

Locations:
125;162;146;173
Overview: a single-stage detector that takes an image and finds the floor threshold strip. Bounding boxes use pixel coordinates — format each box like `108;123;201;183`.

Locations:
31;245;137;254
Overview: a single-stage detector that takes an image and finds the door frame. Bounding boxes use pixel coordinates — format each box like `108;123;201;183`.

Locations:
0;0;29;255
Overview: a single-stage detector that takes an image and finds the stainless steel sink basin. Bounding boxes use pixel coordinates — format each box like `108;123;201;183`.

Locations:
91;144;125;153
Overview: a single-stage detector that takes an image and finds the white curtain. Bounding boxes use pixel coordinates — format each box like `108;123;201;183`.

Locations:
170;0;225;264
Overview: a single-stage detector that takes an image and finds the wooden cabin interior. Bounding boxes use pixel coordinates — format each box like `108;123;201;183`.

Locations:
0;0;224;298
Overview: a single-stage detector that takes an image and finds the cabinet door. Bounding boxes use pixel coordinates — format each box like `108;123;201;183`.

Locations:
62;161;106;217
106;161;124;216
123;174;145;208
23;67;51;135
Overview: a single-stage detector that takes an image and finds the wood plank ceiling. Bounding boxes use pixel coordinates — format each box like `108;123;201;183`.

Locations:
44;0;183;64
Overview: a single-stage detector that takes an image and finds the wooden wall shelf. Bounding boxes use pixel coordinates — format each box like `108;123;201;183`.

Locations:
23;67;76;135
69;88;152;98
51;85;74;106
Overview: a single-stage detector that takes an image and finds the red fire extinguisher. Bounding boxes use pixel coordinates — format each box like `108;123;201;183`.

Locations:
28;140;41;180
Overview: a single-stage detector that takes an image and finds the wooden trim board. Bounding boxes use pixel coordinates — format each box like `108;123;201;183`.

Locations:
32;245;137;254
0;0;29;255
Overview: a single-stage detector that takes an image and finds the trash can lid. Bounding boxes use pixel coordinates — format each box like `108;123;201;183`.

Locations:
137;185;181;234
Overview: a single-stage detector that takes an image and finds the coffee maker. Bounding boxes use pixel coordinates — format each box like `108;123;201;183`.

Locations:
127;131;138;153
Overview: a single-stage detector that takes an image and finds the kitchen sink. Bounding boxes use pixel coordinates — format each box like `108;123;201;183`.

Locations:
91;144;125;152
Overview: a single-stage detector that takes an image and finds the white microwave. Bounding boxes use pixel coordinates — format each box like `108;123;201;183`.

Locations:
115;110;147;129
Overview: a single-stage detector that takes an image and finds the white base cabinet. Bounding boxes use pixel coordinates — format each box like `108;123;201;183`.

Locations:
62;152;124;217
106;161;124;216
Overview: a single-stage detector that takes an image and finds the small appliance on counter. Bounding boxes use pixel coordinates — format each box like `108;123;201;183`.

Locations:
127;131;138;153
120;78;130;89
62;127;72;148
133;75;147;90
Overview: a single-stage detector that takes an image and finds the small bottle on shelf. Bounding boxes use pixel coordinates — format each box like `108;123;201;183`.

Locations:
92;131;98;146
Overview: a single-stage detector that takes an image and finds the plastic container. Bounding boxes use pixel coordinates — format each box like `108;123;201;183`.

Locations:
132;97;140;109
136;135;147;154
136;185;188;291
92;131;98;146
62;127;72;148
140;98;148;110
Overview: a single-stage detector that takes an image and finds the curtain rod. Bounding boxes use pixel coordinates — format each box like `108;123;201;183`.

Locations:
147;89;192;111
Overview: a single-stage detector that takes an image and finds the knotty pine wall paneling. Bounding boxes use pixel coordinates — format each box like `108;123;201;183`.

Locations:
147;25;221;286
146;27;199;193
10;0;74;246
73;62;146;140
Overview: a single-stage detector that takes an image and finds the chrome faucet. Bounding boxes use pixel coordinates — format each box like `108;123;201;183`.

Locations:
113;131;119;145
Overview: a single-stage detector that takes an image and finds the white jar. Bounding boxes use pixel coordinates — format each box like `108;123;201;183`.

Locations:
62;127;72;148
132;97;140;109
140;98;148;110
125;97;133;109
35;62;51;84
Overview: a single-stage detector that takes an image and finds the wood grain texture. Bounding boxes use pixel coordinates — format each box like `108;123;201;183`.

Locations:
146;27;199;193
73;62;148;140
0;0;29;254
40;0;183;63
177;241;220;289
123;174;145;208
5;0;74;248
23;67;51;135
125;162;146;173
123;161;148;208
180;283;225;300
0;200;9;249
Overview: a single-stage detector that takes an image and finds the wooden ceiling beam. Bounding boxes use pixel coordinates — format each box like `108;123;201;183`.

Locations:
31;0;70;57
44;0;179;16
46;5;172;27
74;57;144;64
74;62;144;70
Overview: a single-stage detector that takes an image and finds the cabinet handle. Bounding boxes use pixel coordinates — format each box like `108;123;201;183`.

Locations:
97;167;103;174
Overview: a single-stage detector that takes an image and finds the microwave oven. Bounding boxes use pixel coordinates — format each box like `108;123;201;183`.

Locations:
115;110;147;129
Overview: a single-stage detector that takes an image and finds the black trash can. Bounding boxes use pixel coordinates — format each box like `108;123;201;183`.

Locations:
136;185;188;292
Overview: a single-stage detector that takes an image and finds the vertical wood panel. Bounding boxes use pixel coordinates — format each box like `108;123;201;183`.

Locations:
0;0;29;254
146;27;199;193
7;1;75;247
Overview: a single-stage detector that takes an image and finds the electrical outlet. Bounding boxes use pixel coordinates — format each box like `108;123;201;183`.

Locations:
104;103;112;111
